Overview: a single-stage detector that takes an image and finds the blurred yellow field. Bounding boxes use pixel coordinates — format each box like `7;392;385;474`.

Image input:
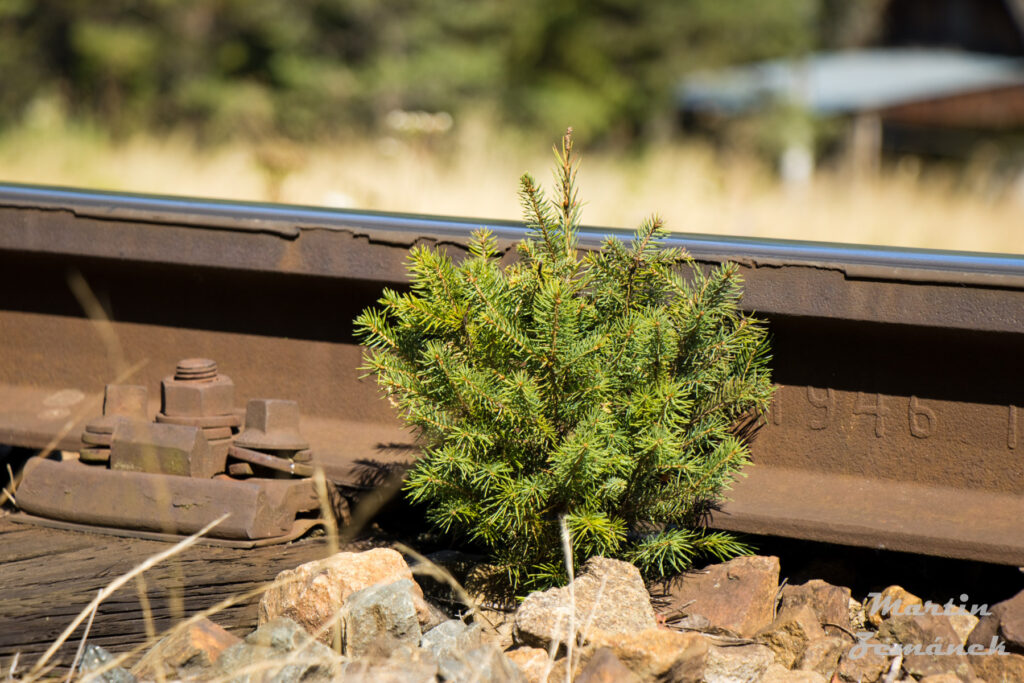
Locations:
1;124;1021;255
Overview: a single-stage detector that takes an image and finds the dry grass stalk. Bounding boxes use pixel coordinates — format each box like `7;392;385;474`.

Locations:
559;517;575;683
27;514;229;678
1;464;17;507
4;653;19;681
200;593;356;683
312;467;342;652
94;579;295;680
390;541;495;633
67;271;128;378
133;575;157;645
65;592;100;683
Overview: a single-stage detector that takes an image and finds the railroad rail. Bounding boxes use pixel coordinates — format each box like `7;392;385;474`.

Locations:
1;182;1022;566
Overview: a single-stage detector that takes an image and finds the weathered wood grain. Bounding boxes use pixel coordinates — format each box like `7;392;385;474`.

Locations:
0;514;366;671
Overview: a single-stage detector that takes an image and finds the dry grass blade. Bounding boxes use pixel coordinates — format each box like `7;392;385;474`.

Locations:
133;572;165;683
201;597;353;683
1;463;17;507
339;467;405;545
99;579;292;679
882;652;904;683
28;513;229;677
99;558;342;681
134;575;156;643
67;270;127;378
390;541;493;629
559;516;575;683
65;591;100;682
312;468;339;558
312;467;341;651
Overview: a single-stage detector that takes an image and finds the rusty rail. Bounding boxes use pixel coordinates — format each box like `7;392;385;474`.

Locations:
0;182;1022;564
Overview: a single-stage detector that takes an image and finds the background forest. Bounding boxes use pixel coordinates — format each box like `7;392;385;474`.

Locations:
0;0;1021;253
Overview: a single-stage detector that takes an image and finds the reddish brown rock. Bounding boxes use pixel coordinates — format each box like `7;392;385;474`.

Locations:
918;674;969;683
946;607;980;646
702;643;775;683
797;635;847;679
586;627;708;681
574;648;642;683
133;617;241;679
779;579;853;631
505;647;553;683
878;613;971;680
969;651;1024;682
967;588;1024;655
757;604;826;668
258;548;431;644
653;555;780;638
760;663;828;682
837;636;888;683
865;585;922;627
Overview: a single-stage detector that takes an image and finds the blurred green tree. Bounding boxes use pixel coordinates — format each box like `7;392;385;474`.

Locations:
0;0;817;143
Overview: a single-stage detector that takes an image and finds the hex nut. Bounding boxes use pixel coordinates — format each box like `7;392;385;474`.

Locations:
234;399;309;451
161;374;235;418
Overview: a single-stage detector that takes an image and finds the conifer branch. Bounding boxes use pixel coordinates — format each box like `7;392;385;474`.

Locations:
354;131;773;591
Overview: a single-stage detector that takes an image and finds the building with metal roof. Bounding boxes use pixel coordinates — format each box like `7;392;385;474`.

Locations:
678;49;1024;119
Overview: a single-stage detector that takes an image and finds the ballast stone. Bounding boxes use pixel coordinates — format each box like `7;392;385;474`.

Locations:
513;556;655;649
258;547;432;644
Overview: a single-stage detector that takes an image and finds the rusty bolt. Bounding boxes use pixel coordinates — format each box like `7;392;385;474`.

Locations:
161;358;235;418
175;358;218;381
234;399;309;452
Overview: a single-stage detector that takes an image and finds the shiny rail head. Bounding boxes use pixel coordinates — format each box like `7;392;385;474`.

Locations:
0;181;1023;287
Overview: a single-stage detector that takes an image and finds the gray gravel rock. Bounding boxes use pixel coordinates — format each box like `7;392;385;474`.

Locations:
341;578;423;657
437;643;526;683
217;617;342;683
339;645;438;683
79;644;136;683
421;619;483;661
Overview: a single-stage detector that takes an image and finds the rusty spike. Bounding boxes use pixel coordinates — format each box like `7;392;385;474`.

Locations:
228;444;313;478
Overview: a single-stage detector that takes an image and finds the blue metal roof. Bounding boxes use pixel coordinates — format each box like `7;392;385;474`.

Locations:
678;48;1024;115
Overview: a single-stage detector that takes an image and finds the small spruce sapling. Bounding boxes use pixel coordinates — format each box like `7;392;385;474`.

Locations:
355;130;774;592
